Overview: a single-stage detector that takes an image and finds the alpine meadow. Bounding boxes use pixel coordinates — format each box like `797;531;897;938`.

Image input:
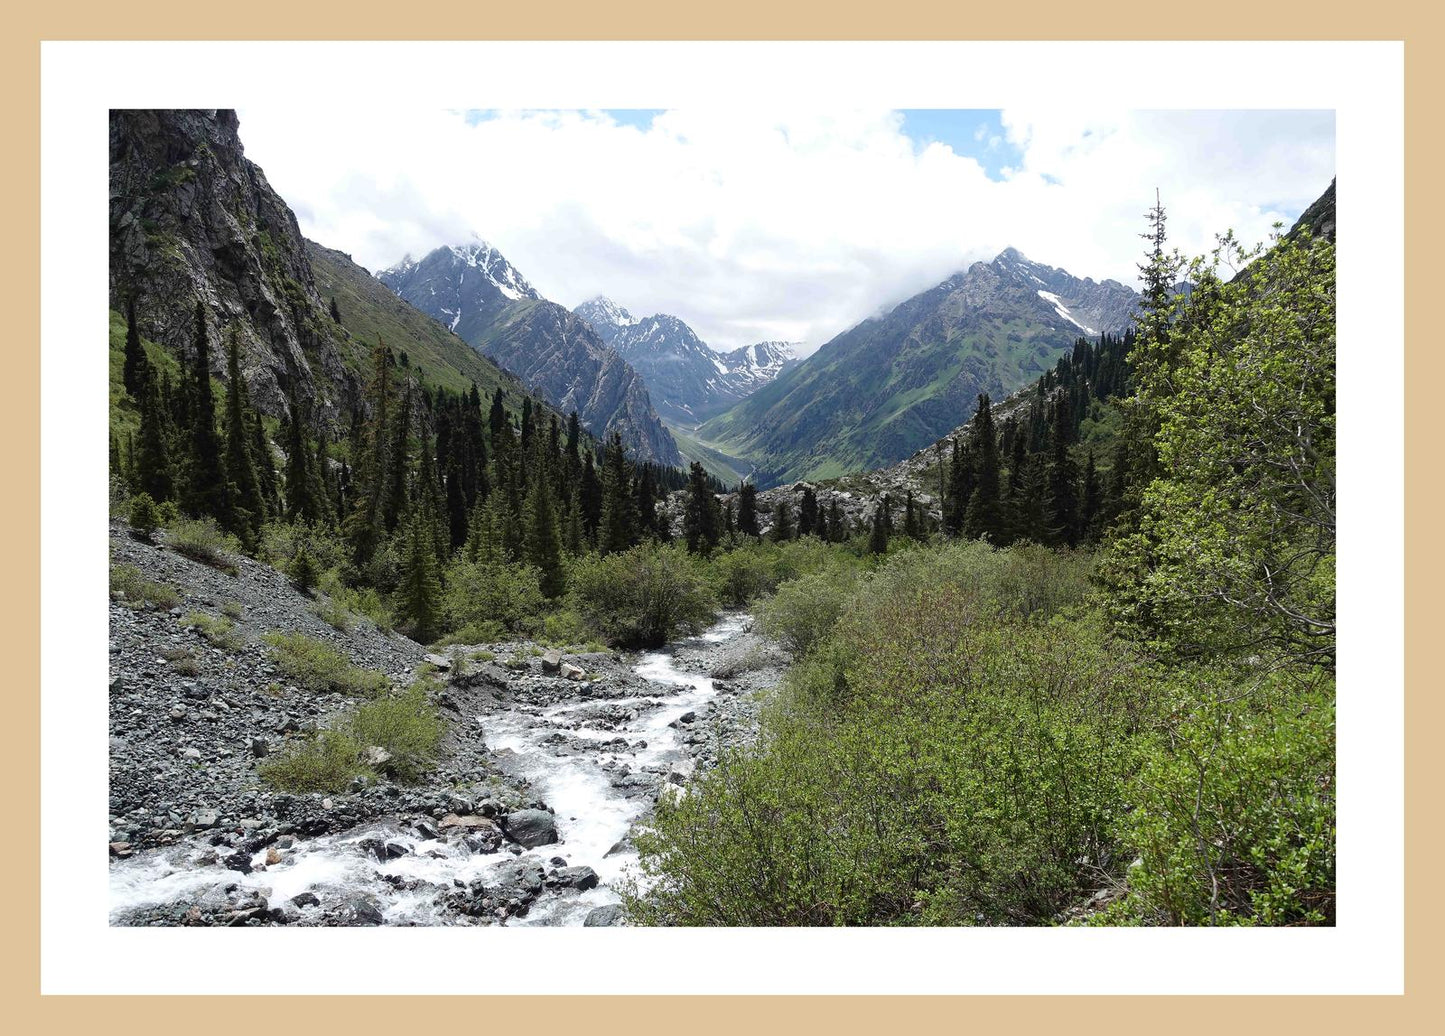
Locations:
104;107;1336;931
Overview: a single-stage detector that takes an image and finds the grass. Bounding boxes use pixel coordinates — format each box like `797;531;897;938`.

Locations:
180;611;244;651
109;564;181;611
221;601;244;620
257;684;444;792
311;597;353;632
262;631;389;697
167;518;240;575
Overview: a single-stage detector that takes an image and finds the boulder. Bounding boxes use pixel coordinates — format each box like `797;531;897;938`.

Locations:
583;904;624;927
560;662;585;681
424;653;452;671
541;649;563;673
554;865;600;891
502;808;559;848
365;746;393;768
439;813;499;832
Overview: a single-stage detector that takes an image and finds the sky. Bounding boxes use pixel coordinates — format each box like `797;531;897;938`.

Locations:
236;108;1335;355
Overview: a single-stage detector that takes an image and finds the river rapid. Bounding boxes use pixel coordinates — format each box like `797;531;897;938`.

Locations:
109;613;758;927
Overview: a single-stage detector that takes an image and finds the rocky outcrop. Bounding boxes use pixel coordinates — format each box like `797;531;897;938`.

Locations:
109;109;358;424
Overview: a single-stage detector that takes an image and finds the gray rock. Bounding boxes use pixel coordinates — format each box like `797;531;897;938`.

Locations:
541;649;563;673
583;904;624;926
502;808;559;848
554;865;599;891
560;662;585;681
365;746;392;768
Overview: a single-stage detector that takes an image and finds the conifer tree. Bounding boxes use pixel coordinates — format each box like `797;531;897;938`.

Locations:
445;453;468;552
597;433;636;555
287;544;318;595
396;503;443;644
682;461;720;554
247;397;279;518
826;498;844;542
329;296;342;324
524;464;566;598
222;327;265;545
771;500;793;542
738;483;760;538
122;294;150;399
903;490;923;541
382;380;412;534
868;505;889;555
636;463;660;540
344;339;392;567
963;394;1006;542
944;437;975;536
723;500;736;536
180;301;229;521
563;494;585;557
1044;392;1081;547
134;370;174;503
798;486;819;537
1081;450;1103;544
283;386;324;524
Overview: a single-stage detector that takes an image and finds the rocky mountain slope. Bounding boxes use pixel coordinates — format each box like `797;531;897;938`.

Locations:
109;110;560;435
574;298;798;427
697;248;1137;487
380;252;680;466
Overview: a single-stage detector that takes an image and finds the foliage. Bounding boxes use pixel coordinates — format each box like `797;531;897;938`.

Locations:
166;517;241;574
262;631;389;697
755;564;863;658
344;683;444;782
180;611;244;651
109;563;181;611
569;542;717;648
257;729;370;794
127;492;162;539
443;557;546;636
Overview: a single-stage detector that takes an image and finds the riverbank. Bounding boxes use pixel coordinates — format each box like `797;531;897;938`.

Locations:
108;522;785;926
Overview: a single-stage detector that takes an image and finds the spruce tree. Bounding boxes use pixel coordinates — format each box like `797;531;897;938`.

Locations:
963;394;1006;542
382;380;413;535
738;483;760;538
771;500;793;542
329;296;342;324
134;370;174;503
798;486;819;537
682;461;719;554
597;433;636;555
284;386;324;524
1044;392;1081;547
122;294;150;399
222;327;265;545
903;490;923;541
868;506;889;555
944;437;975;536
636;463;660;540
563;494;585;557
580;451;603;540
344;338;392;568
524;464;566;598
180;301;229;521
826;498;844;542
396;504;444;644
1081;450;1103;544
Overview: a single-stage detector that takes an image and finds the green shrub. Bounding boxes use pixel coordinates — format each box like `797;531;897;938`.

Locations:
259;521;348;575
755;564;863;657
540;608;590;646
319;569;393;632
220;600;244;620
262;631;389;697
442;558;546;636
1112;668;1336;926
288;546;319;594
311;597;352;632
167;518;240;574
257;729;369;793
109;563;181;610
127;492;161;539
343;684;443;782
627;581;1149;927
180;611;244;651
568;543;717;648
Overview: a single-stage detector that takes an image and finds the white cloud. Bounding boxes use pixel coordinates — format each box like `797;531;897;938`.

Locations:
236;107;1334;355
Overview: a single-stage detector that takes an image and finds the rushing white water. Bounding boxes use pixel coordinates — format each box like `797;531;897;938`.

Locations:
109;612;750;926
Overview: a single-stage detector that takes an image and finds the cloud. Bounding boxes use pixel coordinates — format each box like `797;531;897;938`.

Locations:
235;107;1334;355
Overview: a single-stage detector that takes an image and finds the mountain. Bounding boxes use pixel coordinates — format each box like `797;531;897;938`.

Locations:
109;109;552;435
696;248;1137;487
380;256;680;466
573;298;799;428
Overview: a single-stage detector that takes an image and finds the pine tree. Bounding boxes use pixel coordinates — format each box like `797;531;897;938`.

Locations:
682;461;720;554
134;369;174;503
1044;392;1081;547
868;505;889;555
180;301;229;521
329;296;342;324
396;504;444;644
344;338;393;568
903;490;923;541
826;498;844;542
287;544;319;595
562;494;585;557
222;327;265;546
738;483;760;538
444;453;468;552
382;380;412;535
798;486;819;537
771;500;793;542
944;436;975;536
636;463;660;540
1081;450;1103;544
122;294;150;399
598;433;636;555
524;461;566;597
284;386;324;524
963;393;1006;542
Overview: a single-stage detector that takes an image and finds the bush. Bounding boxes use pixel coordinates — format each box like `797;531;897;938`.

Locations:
109;564;180;610
627;576;1149;926
127;492;161;539
262;631;389;697
1112;668;1336;926
540;608;590;646
166;517;240;574
288;546;319;594
343;684;443;782
257;729;369;794
311;597;352;632
180;611;244;651
442;558;546;636
755;564;863;657
568;543;717;648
